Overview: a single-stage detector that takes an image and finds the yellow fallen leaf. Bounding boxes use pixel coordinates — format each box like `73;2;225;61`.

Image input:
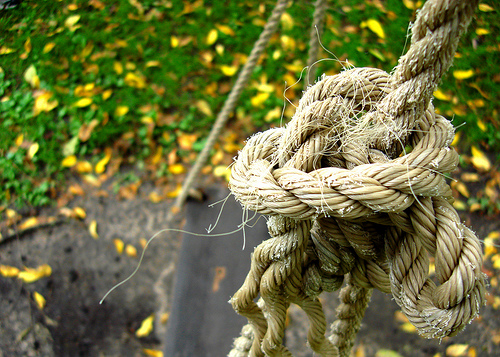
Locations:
461;172;479;182
168;164;185;175
149;191;163;203
0;46;15;55
272;49;282;60
43;42;56;54
362;19;385;39
124;72;146;88
264;107;283;122
469;202;482;212
143;348;163;357
18;217;38;230
115;105;129;116
402;0;423;10
211;149;224;165
34;91;58;115
213;165;232;182
452;200;466;211
0;265;20;278
62;155;77;167
284;62;304;73
89;220;98;239
101;89;112;101
470;146;491;171
453;69;474;80
195;99;213;117
6;208;18;219
73;207;86;219
215;43;225;56
487;231;500;240
166;183;182;198
146;60;160;68
215;24;235;36
477;119;487;132
451;131;460;146
83;174;101;187
177;133;198;150
171;35;179;48
18;264;52;283
76;161;93;173
15;134;24;146
251;92;269;107
399;322;417;333
280;12;294;30
206;28;218;45
136;314;154;337
23;37;32;55
113;61;123;74
478;3;494;12
280;35;296;50
125;244;137;257
493;256;500;270
28;143;39;159
74;97;93;107
95;148;112;174
476;28;490;36
24;64;40;88
484;232;499;258
149;146;163;165
33;291;46;310
81;42;94;58
141;116;154;124
445;344;469;357
220;64;238;76
493;295;500;308
78;119;100;142
113;238;124;254
65;14;81;31
433;89;451;101
485;185;497;201
451;181;470;198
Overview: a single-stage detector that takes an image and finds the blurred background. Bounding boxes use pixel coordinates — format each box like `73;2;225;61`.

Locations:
1;1;499;356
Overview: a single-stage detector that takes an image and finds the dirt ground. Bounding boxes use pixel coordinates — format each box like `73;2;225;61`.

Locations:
1;177;499;357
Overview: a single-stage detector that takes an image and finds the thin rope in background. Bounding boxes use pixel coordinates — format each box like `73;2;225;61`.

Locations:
169;0;290;222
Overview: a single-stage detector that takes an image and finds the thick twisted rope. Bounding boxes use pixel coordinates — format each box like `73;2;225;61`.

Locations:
228;0;485;356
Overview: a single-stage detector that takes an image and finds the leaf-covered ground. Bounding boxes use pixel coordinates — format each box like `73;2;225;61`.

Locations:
0;0;498;209
1;1;499;356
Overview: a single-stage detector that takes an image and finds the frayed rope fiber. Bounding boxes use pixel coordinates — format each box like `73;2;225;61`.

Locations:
227;0;486;356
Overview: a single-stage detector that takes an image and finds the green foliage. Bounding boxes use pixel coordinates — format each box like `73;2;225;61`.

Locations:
0;0;497;208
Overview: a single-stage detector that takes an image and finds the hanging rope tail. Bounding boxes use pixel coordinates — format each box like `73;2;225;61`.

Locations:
228;0;486;356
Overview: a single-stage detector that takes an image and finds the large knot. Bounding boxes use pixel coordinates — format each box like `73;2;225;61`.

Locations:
229;65;486;354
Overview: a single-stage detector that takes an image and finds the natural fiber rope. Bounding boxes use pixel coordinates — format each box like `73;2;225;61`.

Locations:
228;0;486;356
171;0;289;215
305;0;327;89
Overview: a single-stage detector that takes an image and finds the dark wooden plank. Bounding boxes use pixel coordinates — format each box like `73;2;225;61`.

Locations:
164;187;268;357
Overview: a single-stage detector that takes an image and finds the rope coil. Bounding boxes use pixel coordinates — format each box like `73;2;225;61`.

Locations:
228;0;486;356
